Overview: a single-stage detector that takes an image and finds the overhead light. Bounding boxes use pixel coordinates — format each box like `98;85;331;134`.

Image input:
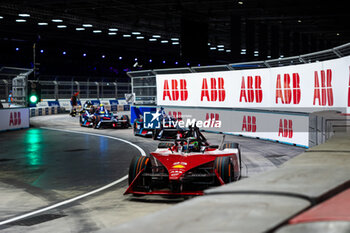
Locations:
83;53;87;57
175;61;178;65
149;38;157;41
109;28;118;31
82;24;93;27
57;25;67;28
217;45;224;48
238;1;243;4
119;56;122;60
136;36;144;39
162;60;166;64
187;63;190;66
218;48;225;51
123;34;131;37
172;42;179;45
132;32;141;35
108;32;117;35
52;19;63;23
267;55;271;58
93;30;102;33
15;48;19;51
149;59;152;63
208;42;211;45
161;40;168;43
40;49;44;53
134;58;138;61
226;50;231;52
62;51;66;55
254;50;259;54
18;14;30;17
38;22;48;26
16;19;26;22
0;16;3;19
76;28;85;31
171;38;179;41
210;47;217;50
102;55;105;58
298;20;302;23
152;35;161;38
336;33;340;36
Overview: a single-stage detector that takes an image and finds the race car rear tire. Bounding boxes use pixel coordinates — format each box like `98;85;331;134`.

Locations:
79;116;83;127
152;129;160;140
133;120;138;135
221;142;239;149
128;155;151;185
214;156;233;184
121;115;130;128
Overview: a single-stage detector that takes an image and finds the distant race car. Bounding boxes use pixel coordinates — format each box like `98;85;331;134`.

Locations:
80;104;130;129
79;101;96;127
133;108;183;139
125;128;242;196
79;107;95;127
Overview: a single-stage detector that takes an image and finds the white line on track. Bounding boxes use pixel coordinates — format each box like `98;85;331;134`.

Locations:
0;127;146;226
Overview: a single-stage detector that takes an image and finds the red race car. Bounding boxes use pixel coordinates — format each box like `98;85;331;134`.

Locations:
125;129;241;196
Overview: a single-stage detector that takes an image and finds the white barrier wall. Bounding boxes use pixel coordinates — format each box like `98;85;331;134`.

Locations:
165;107;309;147
0;108;30;131
157;56;350;113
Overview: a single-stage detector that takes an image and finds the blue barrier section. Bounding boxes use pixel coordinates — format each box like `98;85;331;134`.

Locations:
48;101;60;107
130;106;157;124
110;105;118;111
124;105;130;111
30;108;36;117
109;100;119;105
91;100;100;106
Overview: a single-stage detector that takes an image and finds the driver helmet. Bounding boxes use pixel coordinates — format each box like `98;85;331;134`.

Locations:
99;104;106;113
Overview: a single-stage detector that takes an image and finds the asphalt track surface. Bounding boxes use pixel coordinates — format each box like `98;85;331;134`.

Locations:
0;113;305;232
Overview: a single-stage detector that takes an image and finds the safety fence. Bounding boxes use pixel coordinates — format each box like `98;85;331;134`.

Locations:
0;70;132;106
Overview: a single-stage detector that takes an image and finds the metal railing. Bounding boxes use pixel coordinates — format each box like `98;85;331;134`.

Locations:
0;71;132;106
128;42;350;105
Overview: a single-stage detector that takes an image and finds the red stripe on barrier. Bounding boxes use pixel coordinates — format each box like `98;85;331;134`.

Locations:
289;188;350;224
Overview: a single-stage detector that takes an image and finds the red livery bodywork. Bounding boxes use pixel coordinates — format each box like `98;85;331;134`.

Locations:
125;138;241;196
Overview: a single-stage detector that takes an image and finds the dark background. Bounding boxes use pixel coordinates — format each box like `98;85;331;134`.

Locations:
0;0;348;82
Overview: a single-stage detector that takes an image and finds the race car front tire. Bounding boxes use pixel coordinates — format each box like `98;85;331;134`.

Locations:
128;155;151;185
214;156;233;184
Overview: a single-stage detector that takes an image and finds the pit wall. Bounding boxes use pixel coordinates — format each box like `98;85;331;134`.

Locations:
0;108;29;132
156;56;350;113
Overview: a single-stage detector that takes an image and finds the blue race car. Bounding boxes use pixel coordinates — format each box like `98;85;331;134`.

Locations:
133;107;184;140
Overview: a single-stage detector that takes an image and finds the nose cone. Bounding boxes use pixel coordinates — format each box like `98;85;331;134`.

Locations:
168;166;186;180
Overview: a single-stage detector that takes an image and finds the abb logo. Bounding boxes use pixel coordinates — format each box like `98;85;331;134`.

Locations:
313;69;333;106
205;112;219;122
241;115;256;132
201;78;225;102
278;119;293;138
275;73;301;104
163;79;188;101
168;111;182;119
9;112;21;126
239;76;262;103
